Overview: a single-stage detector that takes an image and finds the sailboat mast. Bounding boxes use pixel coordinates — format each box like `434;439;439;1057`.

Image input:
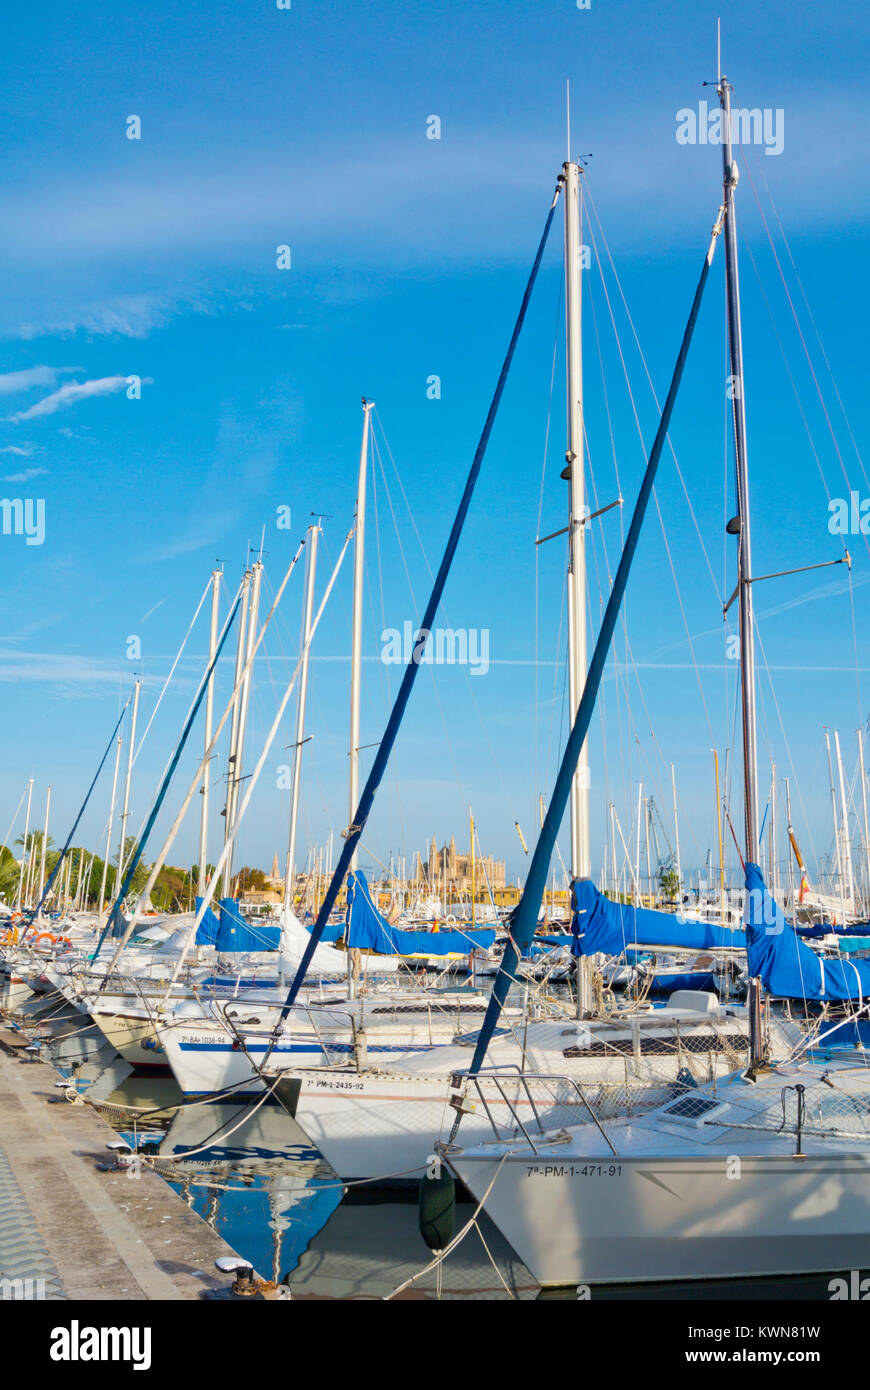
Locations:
16;777;33;910
671;763;682;893
470;807;476;927
825;727;844;913
784;776;796;902
227;560;262;895
284;523;320;913
834;729;854;912
116;677;141;894
634;782;643;906
221;568;251;897
858;728;870;914
37;785;51;913
713;744;726;926
222;562;262;899
772;762;778;895
198;568;221;896
349;399;373;872
719;76;759;862
99;738;122;922
563;160;591;883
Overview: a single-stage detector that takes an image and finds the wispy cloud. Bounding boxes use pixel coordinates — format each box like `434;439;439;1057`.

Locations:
139;597;168;624
8;375;138;422
0;648;129;685
12;287;246;343
0;444;34;456
1;466;48;483
0;93;866;291
0;366;78;395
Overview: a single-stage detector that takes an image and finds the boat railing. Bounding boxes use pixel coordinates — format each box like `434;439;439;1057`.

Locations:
449;1066;635;1156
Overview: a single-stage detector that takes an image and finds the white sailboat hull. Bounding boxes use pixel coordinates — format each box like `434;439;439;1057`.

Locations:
448;1150;870;1287
90;1009;167;1068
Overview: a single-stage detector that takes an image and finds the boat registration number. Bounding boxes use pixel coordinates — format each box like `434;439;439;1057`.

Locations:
526;1164;623;1178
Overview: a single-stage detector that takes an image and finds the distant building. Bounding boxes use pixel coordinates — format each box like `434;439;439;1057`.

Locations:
422;834;506;896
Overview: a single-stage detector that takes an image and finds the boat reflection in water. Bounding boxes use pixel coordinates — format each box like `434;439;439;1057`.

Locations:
101;1075;534;1298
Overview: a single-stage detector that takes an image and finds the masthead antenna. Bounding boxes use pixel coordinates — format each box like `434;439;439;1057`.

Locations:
717;17;722;86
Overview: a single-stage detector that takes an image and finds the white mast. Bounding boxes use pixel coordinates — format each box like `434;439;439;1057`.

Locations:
349;399;373;871
563;159;592;1016
634;782;643;906
769;761;777;898
284;522;320;914
784;777;796;903
221;567;252;898
36;785;51;913
198;569;221;896
609;803;617;897
858;728;870;914
834;729;854;912
16;777;33;910
563;159;591;884
116;677;141;896
719;75;759;859
719;68;764;1067
671;763;682;893
227;560;262;898
641;798;649;901
98;733;123;924
825;728;845;915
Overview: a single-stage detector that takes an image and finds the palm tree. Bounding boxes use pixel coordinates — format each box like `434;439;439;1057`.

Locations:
15;828;53;855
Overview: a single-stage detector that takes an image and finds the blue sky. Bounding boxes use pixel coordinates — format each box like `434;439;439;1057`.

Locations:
1;0;868;890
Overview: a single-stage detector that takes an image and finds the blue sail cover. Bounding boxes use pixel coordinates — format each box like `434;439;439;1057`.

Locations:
744;862;870;1002
194;896;221;947
345;871;496;957
215;898;281;953
796;921;870;939
570;879;747;958
303;913;345;944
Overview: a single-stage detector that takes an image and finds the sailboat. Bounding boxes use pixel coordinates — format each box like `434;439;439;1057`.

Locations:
248;142;803;1179
444;66;870;1288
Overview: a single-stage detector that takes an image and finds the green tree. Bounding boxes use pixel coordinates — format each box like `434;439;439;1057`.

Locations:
151;865;195;912
234;866;268;895
113;837;150;899
15;827;53;857
0;844;19;904
659;862;681;902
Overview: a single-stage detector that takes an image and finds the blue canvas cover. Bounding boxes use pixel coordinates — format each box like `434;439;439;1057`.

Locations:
796;921;870;939
345;871;496;957
646;970;716;994
744;862;870;1002
299;910;345;944
194;895;221;947
216;897;281;952
570;879;747;957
